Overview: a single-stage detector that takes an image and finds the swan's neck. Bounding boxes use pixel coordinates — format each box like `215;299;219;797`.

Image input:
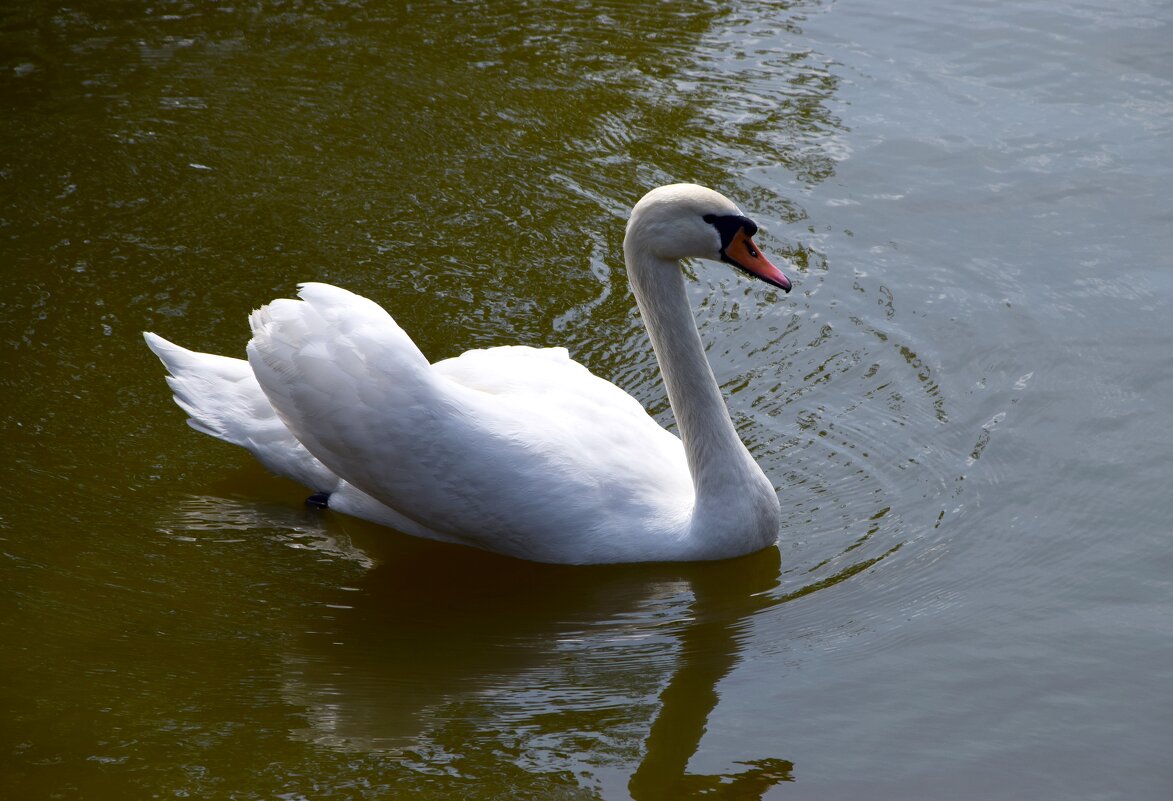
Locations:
625;243;779;553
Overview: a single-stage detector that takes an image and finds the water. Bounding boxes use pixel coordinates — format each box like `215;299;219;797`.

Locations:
3;0;1171;798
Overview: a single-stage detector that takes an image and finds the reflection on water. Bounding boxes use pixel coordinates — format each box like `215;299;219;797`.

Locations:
154;476;894;797
271;523;804;799
168;494;375;567
626;554;796;801
155;495;893;798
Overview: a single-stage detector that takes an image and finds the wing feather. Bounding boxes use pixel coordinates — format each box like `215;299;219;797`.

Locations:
245;284;692;561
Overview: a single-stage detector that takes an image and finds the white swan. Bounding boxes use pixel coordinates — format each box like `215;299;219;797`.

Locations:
144;184;792;564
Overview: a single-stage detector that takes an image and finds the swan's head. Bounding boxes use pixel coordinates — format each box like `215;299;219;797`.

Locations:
625;183;792;292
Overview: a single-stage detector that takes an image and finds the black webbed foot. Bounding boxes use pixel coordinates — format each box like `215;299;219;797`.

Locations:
305;492;330;510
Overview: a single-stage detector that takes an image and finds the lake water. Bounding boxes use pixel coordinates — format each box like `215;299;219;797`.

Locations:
3;0;1171;798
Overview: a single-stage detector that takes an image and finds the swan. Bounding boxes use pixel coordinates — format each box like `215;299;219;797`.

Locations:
144;184;793;564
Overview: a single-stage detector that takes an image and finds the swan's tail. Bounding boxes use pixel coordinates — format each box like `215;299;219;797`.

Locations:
143;332;340;492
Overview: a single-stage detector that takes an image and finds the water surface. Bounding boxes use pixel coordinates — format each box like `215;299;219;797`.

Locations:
3;0;1171;798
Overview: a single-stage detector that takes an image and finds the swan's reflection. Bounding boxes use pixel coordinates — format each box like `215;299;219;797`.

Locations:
280;520;794;798
626;551;795;800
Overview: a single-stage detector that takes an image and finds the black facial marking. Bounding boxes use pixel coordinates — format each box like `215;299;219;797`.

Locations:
703;213;759;259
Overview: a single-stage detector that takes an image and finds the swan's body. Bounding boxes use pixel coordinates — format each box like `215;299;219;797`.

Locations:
145;184;792;564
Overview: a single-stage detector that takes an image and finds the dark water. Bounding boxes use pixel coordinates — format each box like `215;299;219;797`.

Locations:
3;1;1171;798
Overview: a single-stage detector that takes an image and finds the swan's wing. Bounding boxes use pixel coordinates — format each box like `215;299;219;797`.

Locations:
246;284;692;561
434;344;653;421
144;331;341;492
245;282;433;496
434;344;574;394
435;343;688;500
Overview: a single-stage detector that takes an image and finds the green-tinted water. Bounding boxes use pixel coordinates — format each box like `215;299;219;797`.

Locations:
3;0;1172;798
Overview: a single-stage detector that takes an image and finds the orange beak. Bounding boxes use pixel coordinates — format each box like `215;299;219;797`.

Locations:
722;228;792;292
